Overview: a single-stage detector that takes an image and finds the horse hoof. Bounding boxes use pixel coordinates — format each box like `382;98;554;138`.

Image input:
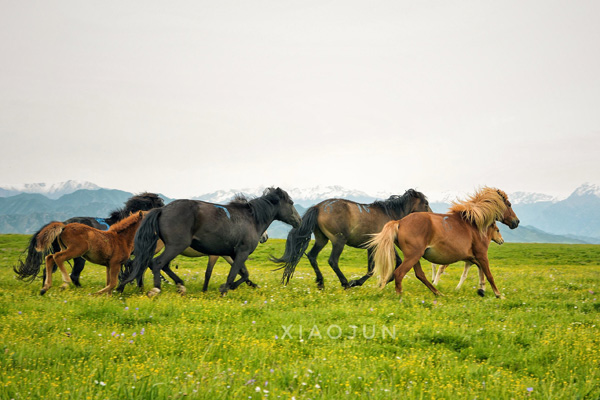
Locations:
219;284;229;294
40;289;47;296
176;284;187;295
147;288;161;298
477;289;485;297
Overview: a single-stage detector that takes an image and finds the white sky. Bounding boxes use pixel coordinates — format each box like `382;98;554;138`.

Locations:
1;1;599;199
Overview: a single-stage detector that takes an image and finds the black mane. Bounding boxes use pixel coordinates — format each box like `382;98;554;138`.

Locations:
228;187;288;226
370;189;428;219
107;192;165;223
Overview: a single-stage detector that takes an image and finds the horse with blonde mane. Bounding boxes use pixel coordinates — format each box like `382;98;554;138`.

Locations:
35;211;147;296
431;222;504;295
366;188;519;298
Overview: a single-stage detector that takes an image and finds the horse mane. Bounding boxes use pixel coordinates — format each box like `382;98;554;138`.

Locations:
371;189;428;219
228;187;289;226
109;212;143;233
449;187;508;234
107;193;164;223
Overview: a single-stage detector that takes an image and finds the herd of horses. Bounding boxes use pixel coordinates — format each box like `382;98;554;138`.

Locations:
13;186;519;299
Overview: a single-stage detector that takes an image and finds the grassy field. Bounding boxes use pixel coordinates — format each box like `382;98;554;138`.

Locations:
0;234;599;399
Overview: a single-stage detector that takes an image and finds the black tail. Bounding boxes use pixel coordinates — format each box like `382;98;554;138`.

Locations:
13;224;57;282
270;206;319;285
117;208;162;290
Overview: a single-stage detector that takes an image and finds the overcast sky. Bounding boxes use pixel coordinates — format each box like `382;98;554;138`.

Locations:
1;1;598;199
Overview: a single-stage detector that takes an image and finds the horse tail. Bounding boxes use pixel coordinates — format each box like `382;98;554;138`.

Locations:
270;206;319;285
13;224;54;282
35;222;65;253
365;221;399;289
119;208;162;288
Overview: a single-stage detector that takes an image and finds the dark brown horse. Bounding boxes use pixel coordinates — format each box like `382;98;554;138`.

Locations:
367;187;519;298
272;189;431;288
35;211;147;295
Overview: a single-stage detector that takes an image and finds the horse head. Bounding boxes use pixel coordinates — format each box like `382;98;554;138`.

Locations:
490;222;504;245
270;187;301;228
407;189;432;213
496;190;519;229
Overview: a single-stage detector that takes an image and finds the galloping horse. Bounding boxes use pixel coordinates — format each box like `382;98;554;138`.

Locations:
118;187;301;296
14;193;164;286
35;211;147;295
122;231;269;292
431;222;504;295
272;189;431;288
367;188;519;298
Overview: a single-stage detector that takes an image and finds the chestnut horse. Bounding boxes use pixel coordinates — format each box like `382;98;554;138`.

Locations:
272;189;431;288
431;222;504;295
367;188;519;298
35;211;147;295
14;193;164;286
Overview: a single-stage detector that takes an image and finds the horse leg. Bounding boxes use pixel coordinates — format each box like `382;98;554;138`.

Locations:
70;257;86;287
147;244;189;297
306;230;328;289
431;264;438;281
474;257;503;299
239;264;258;288
328;239;350;289
476;264;486;297
413;261;443;296
219;254;249;295
432;264;447;285
40;254;55;295
202;256;220;292
455;262;472;291
94;260;121;295
161;264;187;295
392;254;422;294
348;247;376;287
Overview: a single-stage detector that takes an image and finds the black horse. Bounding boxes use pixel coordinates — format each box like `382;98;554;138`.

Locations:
272;189;431;288
13;193;165;285
121;231;269;292
118;187;301;296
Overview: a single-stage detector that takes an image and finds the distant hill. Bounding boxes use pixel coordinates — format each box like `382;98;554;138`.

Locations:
0;189;140;233
1;181;600;243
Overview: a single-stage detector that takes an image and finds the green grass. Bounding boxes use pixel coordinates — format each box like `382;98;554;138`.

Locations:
1;234;599;399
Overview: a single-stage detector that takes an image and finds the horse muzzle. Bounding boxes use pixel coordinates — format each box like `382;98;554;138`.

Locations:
510;219;520;229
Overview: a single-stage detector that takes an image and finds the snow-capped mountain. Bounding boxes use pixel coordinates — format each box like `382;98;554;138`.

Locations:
0;180;101;199
571;182;600;198
508;191;560;205
193;185;378;207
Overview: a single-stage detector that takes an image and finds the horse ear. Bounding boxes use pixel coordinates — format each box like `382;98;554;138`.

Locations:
139;210;143;217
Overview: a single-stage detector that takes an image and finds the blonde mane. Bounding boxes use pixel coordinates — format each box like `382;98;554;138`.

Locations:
109;211;145;233
449;187;508;234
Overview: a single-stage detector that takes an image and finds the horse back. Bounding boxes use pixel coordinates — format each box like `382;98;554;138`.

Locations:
398;212;481;264
315;199;393;247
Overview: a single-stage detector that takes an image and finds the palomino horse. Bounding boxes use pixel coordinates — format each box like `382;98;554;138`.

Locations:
14;193;164;286
118;188;301;296
124;231;269;292
431;222;504;295
272;190;431;288
35;211;147;295
367;188;519;298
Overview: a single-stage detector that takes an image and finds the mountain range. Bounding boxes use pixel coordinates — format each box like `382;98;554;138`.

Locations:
1;180;599;244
